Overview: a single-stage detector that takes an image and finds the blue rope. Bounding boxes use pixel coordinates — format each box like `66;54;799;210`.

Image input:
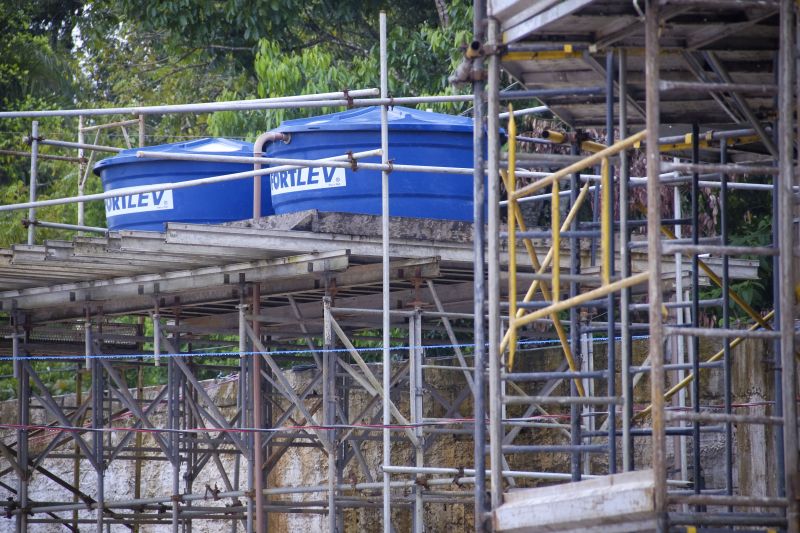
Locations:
0;335;650;363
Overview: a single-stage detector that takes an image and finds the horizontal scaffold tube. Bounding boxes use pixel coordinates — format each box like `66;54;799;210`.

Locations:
136;150;479;176
381;465;596;481
23;219;108;234
19;476;488;515
36;138;122;153
1;93;567;120
0;89;381;118
0;149;380;213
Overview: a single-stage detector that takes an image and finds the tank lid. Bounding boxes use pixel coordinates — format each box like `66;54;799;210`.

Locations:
93;137;254;174
273;106;474;133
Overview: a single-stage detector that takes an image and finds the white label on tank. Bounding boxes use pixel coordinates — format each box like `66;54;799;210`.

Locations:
104;190;174;217
270;167;346;196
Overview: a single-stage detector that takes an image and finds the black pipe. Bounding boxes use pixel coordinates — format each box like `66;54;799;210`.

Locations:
498;87;605;101
569;140;583;481
771;91;786;501
606;50;617;474
580;217;691;228
691;122;702;507
516;298;611;310
721;140;734;508
504;370;608;381
511;230;599;239
471;1;487;529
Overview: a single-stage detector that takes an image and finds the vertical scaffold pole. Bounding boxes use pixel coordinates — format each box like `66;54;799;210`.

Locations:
323;296;337;533
720;141;733;502
27;121;39;245
252;285;264;532
772;54;786;517
645;1;667;530
92;327;105;533
411;308;424;532
165;316;180;533
604;50;617;473
618;48;633;472
239;297;254;533
690;122;701;505
778;1;799;530
78;115;86;227
82;313;90;529
472;2;488;531
486;15;503;517
569;143;582;482
379;11;392;533
15;317;28;533
153;310;161;368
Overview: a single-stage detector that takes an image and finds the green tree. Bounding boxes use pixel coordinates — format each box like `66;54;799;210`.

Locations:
0;0;474;249
211;0;473;136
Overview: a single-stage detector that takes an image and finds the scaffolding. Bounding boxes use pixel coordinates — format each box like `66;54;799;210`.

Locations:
484;1;798;532
0;2;796;533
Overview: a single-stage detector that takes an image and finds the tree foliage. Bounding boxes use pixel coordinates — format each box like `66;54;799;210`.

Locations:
209;0;473;136
0;0;474;247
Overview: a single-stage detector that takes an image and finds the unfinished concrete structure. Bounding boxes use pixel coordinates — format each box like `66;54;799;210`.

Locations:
0;1;798;532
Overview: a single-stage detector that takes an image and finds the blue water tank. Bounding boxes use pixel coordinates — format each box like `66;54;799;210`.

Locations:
94;138;264;231
264;106;481;221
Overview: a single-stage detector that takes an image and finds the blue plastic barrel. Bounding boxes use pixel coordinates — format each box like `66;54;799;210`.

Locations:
264;106;482;221
93;138;263;231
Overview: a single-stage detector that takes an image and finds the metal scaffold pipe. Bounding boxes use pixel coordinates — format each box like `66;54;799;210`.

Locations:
35;138;123;153
382;465;599;481
379;11;392;533
23;219;108;234
135;149;485;176
645;1;667;530
486;15;503;522
0;149;380;213
471;3;488;531
498;105;549;119
777;1;799;530
77;115;86;227
0;86;604;122
26;121;39;245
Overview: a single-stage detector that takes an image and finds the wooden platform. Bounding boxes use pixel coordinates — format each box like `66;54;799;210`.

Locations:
493;470;657;533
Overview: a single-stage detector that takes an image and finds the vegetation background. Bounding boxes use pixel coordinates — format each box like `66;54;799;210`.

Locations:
0;0;473;245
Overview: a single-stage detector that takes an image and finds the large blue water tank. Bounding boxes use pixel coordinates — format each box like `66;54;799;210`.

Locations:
94;138;264;231
264;106;480;221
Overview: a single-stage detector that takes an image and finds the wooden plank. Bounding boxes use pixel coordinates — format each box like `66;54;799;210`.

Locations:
494;470;656;533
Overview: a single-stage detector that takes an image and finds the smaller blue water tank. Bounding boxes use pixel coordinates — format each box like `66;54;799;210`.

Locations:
94;138;265;231
264;106;482;221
